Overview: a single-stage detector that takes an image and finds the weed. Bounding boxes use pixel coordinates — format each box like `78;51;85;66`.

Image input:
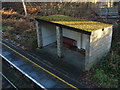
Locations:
2;25;8;32
10;14;23;19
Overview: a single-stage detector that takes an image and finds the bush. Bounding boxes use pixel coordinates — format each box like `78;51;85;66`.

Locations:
98;50;120;78
91;69;118;88
2;17;37;49
2;25;8;32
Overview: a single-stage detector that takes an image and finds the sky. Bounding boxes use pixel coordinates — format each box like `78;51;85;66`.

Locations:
1;0;120;2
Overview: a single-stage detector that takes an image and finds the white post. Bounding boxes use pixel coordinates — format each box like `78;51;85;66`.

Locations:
56;26;63;58
22;0;27;16
36;21;42;48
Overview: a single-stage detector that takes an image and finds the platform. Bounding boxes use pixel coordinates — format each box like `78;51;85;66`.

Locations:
36;43;85;70
1;45;61;89
0;40;85;89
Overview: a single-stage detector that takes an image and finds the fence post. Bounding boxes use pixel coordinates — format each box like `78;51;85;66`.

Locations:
22;0;27;16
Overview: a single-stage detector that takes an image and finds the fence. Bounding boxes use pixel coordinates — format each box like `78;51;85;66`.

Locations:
99;7;119;18
26;2;93;18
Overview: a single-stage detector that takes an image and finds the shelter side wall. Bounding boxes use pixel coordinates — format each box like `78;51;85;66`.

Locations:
86;26;113;70
41;23;56;46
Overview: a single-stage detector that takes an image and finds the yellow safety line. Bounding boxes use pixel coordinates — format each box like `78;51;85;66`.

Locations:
0;41;79;90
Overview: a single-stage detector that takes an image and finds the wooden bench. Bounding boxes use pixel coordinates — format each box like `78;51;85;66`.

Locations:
56;36;76;48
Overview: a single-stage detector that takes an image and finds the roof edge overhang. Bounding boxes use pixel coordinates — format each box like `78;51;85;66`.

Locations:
92;25;113;32
35;18;91;35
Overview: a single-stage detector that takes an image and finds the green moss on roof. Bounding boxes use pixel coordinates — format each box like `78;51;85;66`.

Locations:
36;15;86;21
36;15;112;32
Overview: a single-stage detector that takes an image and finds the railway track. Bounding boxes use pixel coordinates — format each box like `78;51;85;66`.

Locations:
2;57;43;89
0;72;18;89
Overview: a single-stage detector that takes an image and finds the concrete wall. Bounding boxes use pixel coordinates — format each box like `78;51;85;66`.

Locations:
85;26;113;70
63;28;89;50
41;23;56;46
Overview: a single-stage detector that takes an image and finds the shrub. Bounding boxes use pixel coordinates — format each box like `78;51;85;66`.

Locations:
2;17;37;49
91;69;118;88
2;25;8;32
98;50;120;78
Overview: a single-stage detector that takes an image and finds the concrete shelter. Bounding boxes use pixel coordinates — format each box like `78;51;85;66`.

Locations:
35;15;113;71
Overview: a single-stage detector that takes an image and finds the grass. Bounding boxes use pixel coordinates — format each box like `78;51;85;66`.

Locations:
91;69;118;88
36;15;112;32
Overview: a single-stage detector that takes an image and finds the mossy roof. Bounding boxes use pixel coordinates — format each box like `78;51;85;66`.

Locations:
36;15;112;32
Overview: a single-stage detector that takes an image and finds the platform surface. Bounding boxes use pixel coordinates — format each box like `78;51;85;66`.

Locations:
0;40;86;89
36;43;85;70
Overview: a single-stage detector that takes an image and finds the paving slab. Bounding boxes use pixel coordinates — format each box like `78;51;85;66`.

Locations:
39;78;57;88
53;85;62;88
2;51;10;56
29;71;45;81
13;60;26;67
5;54;18;62
19;65;35;74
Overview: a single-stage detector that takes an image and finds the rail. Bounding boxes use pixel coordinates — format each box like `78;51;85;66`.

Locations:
0;72;18;90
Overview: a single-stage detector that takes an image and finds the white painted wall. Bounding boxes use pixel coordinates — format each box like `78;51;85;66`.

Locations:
63;28;89;50
107;27;113;51
41;23;89;50
41;23;56;46
82;34;89;49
